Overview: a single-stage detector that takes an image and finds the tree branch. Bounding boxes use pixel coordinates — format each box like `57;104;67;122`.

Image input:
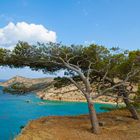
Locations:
67;77;86;95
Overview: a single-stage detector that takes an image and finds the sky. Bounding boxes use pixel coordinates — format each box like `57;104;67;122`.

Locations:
0;0;140;79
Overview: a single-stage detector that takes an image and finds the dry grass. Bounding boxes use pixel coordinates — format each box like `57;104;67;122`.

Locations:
16;110;140;140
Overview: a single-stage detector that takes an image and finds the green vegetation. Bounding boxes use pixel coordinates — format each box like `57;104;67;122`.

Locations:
3;80;51;94
0;41;140;134
100;106;125;111
3;82;29;94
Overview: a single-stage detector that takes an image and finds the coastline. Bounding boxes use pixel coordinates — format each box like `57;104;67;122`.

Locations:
36;90;123;105
37;97;121;105
0;76;124;105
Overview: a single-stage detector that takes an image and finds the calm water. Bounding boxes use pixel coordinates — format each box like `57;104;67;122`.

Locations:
0;86;114;140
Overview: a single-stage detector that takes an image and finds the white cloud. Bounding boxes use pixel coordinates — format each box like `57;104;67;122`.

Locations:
0;22;57;48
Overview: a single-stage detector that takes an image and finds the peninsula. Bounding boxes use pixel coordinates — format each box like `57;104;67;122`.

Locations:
0;76;121;104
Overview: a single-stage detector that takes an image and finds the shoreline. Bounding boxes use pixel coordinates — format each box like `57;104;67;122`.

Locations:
0;85;122;105
0;76;124;106
36;91;124;105
39;98;119;105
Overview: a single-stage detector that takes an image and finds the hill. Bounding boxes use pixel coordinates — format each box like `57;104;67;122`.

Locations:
0;76;121;103
0;76;54;87
0;76;54;94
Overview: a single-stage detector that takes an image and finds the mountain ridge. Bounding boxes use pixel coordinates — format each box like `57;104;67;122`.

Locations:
0;76;54;87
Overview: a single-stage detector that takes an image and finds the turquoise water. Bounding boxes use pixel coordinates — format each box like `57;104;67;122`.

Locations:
0;86;114;140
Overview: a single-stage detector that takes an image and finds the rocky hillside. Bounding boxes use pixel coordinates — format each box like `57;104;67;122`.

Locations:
0;76;54;94
0;76;54;87
0;76;124;103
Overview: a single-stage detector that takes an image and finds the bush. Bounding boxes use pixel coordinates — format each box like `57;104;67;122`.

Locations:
3;82;28;94
54;77;71;88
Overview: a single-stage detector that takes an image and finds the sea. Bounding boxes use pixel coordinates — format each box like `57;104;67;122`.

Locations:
0;83;114;140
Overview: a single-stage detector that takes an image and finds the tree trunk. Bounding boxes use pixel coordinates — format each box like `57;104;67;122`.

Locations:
85;94;100;134
122;92;139;120
119;86;140;120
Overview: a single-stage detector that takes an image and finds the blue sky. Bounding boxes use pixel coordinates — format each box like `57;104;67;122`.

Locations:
0;0;140;79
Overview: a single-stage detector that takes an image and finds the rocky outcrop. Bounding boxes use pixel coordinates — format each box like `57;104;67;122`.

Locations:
0;76;121;103
36;84;119;103
37;84;86;102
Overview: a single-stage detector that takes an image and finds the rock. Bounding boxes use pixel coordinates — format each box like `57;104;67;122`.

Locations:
38;102;46;105
115;116;124;121
20;125;25;130
99;121;106;126
25;100;31;103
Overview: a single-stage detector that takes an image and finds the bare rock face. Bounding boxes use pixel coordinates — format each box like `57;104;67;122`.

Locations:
37;84;86;102
0;76;123;103
99;121;106;126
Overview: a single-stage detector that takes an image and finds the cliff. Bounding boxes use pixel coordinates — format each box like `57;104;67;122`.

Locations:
16;110;140;140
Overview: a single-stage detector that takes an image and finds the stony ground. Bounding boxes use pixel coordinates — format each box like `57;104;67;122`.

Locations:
16;110;140;140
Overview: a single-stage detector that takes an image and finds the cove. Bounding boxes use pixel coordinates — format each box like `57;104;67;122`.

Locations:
0;86;114;140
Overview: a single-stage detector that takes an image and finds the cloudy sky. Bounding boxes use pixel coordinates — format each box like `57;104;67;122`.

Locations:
0;0;140;79
0;22;56;48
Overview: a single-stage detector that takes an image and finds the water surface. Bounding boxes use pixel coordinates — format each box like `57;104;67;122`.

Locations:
0;86;114;140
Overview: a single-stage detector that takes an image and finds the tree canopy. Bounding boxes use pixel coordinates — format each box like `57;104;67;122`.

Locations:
0;41;140;133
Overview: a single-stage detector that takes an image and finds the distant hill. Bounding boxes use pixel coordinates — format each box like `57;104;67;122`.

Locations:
0;76;54;94
0;76;54;87
0;76;124;103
